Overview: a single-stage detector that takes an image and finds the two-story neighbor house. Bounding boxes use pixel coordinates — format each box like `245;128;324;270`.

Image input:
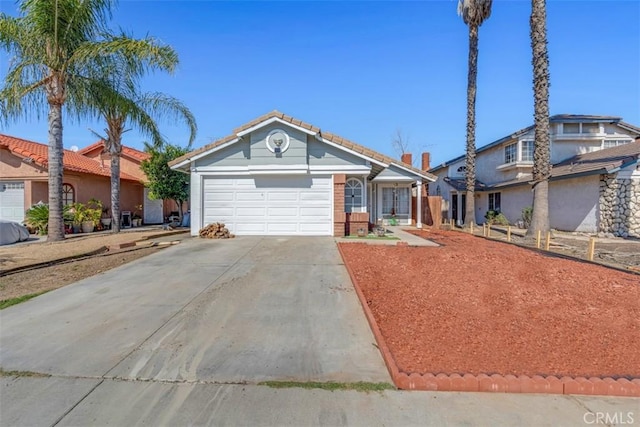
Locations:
429;115;640;237
169;111;436;236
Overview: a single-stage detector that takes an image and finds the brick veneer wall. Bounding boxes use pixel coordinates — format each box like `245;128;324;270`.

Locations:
333;174;346;237
346;212;370;235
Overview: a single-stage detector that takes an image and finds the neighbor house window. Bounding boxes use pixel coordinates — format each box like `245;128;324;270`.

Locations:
488;192;501;212
504;143;517;164
521;140;534;162
603;139;631;149
563;123;580;134
62;184;75;206
345;178;363;213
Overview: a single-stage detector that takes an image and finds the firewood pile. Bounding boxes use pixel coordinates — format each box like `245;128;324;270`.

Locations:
199;222;235;239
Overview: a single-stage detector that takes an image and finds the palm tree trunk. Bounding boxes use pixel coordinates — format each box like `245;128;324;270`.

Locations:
47;101;65;241
110;144;121;233
526;0;551;236
464;23;479;227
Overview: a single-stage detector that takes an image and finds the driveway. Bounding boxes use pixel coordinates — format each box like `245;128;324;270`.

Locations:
3;236;638;426
0;236;389;383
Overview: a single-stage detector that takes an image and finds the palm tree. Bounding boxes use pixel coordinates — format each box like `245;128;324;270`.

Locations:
0;0;177;241
526;0;551;236
458;0;493;228
88;62;196;233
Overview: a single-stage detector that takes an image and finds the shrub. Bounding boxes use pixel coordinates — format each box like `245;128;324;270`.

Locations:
485;210;509;226
521;206;533;229
24;203;73;235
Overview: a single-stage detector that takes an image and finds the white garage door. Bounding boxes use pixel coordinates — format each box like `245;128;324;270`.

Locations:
0;181;26;224
203;175;332;235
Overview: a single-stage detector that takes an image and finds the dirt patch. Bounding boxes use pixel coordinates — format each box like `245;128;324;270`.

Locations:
0;228;186;272
338;229;640;379
0;245;165;301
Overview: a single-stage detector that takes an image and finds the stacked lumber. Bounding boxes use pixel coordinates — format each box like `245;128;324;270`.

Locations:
199;222;235;239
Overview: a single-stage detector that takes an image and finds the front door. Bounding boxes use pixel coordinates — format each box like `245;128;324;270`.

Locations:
451;194;458;223
381;186;410;224
461;194;466;223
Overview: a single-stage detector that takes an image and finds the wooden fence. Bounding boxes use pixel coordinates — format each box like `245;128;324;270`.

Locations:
411;196;442;227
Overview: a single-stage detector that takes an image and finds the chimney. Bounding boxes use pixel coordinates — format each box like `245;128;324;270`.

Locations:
421;152;431;171
401;153;412;166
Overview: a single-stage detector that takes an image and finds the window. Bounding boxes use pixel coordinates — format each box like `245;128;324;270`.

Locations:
488;192;501;212
456;165;466;173
344;178;363;213
62;184;75;206
563;123;580;134
382;187;410;219
603;139;631;149
504;143;517;164
521;140;534;162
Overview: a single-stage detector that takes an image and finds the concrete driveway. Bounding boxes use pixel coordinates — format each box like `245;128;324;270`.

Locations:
2;236;638;426
0;236;389;383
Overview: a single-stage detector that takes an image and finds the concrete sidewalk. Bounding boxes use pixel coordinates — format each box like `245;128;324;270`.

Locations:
2;376;638;426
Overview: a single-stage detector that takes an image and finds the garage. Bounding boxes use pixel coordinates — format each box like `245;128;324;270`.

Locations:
0;181;25;224
202;175;332;235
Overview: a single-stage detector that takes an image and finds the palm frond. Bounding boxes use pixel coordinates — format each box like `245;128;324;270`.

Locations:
458;0;493;27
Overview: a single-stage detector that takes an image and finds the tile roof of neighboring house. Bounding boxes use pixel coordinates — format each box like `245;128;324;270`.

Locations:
0;134;141;182
170;110;437;180
490;141;640;189
77;140;150;162
430;115;640;172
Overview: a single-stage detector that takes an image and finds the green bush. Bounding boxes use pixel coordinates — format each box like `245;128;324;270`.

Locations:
24;203;74;235
24;203;49;235
484;210;509;226
521;206;533;229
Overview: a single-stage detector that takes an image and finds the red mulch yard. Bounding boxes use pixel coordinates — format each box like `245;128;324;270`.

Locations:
338;229;640;379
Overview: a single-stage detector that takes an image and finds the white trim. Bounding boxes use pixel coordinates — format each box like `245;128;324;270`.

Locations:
416;180;423;228
171;138;240;170
331;174;335;236
389;162;435;181
372;176;416;182
236;117;318;137
248;164;308;172
319;137;389;168
309;164;371;173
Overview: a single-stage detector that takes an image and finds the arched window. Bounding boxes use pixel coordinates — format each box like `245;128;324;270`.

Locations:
62;183;75;206
344;178;363;213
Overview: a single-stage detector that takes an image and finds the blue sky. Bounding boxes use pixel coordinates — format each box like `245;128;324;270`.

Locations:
1;0;639;167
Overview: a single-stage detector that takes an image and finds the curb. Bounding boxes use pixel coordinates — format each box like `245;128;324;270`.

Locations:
336;242;640;397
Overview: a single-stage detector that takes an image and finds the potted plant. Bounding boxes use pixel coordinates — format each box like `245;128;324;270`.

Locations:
85;199;103;232
132;204;143;227
100;205;112;229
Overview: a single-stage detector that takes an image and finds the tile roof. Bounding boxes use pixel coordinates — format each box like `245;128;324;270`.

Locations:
0;134;141;182
77;140;150;162
170;110;436;181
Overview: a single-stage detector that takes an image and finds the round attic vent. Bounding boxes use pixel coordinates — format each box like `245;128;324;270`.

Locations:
265;129;290;154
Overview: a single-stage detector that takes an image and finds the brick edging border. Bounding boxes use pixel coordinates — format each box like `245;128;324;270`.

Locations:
336;243;640;397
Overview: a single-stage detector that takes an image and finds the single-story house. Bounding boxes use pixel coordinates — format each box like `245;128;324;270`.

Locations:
0;134;162;225
428;115;640;237
169;111;436;236
78;141;169;224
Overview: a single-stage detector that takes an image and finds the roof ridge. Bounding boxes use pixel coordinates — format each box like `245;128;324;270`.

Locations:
171;111;436;180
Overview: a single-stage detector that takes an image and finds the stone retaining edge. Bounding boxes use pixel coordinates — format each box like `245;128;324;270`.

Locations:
336;243;640;397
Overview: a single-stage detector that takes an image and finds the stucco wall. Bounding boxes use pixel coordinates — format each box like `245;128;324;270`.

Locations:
0;148;48;179
492;187;533;225
549;175;600;232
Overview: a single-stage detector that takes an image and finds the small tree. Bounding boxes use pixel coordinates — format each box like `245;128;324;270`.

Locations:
140;143;190;224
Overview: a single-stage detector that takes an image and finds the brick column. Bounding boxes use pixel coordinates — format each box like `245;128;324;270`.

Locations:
333;174;346;237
